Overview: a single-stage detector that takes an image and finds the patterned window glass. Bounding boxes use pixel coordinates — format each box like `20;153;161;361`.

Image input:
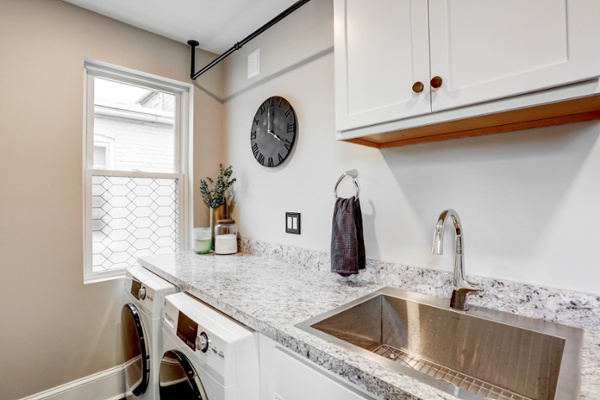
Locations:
91;176;179;272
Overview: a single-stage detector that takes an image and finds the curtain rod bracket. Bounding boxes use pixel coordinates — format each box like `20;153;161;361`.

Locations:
187;40;200;79
187;0;311;80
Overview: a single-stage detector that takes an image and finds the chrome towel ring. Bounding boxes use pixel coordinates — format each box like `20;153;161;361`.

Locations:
334;169;359;198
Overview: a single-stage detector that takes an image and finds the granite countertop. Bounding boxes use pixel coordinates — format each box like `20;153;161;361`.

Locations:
138;244;600;400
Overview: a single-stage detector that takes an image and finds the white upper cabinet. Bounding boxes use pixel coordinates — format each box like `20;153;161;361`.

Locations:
429;0;600;112
335;0;600;135
334;0;431;131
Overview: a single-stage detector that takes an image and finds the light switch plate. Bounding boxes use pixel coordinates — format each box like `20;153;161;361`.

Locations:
285;212;301;234
248;48;260;79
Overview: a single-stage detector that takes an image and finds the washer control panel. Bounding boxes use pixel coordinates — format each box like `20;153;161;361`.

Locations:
171;311;225;358
125;266;177;315
130;278;153;300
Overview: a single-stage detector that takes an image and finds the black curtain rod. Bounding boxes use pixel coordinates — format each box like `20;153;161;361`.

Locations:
187;0;312;80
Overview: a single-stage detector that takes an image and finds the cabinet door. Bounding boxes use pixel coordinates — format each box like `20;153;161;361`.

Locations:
429;0;600;112
335;0;431;132
259;335;377;400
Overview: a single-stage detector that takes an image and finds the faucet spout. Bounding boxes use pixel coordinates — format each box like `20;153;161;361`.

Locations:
431;209;482;311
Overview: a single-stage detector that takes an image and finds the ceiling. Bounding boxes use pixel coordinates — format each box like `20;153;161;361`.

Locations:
63;0;300;54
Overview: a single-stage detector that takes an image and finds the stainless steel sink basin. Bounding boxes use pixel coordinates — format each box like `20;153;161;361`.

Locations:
296;287;583;400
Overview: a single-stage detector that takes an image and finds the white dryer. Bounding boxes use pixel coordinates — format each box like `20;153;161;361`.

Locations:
122;266;177;400
159;292;259;400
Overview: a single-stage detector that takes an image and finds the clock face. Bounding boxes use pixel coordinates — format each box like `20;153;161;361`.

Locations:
250;96;297;167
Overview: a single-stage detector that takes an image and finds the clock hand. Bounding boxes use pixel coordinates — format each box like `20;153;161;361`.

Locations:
267;130;282;141
265;109;281;140
267;104;272;134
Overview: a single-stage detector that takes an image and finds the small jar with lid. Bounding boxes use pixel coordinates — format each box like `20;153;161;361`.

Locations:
192;227;211;254
214;219;238;255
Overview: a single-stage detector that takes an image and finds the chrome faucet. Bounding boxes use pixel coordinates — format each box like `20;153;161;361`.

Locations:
432;209;482;311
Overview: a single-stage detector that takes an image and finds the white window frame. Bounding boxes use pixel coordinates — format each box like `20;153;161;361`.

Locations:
83;59;193;283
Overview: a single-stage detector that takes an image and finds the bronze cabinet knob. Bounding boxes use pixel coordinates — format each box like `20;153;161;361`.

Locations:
430;76;443;89
412;81;424;93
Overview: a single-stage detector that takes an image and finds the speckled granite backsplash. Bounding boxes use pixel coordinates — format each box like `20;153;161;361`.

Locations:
240;238;600;332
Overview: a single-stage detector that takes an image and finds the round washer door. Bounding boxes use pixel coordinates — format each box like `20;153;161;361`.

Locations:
159;350;209;400
121;303;150;397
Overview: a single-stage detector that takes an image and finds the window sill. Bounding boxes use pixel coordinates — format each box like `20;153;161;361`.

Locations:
84;270;126;285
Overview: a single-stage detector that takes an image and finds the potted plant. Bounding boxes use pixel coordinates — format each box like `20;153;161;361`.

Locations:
199;164;236;245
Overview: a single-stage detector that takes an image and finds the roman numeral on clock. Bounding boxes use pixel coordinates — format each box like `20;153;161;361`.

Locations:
258;152;265;165
287;123;295;133
252;142;259;157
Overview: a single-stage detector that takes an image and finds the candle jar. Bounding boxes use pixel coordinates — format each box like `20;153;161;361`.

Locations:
192;227;212;254
214;219;238;255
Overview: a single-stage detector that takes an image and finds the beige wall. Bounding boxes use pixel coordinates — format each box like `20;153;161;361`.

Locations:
222;0;600;295
0;1;222;398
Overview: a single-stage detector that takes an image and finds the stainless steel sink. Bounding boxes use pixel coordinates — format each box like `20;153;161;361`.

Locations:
295;287;583;400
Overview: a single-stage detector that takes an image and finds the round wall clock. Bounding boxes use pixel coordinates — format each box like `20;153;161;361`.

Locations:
250;96;297;167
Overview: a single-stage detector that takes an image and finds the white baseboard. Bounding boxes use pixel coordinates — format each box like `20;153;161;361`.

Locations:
20;364;125;400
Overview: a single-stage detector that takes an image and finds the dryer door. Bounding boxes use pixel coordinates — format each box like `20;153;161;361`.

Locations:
159;350;209;399
121;303;150;397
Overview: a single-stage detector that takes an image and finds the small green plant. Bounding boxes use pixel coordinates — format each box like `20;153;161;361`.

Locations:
199;164;236;208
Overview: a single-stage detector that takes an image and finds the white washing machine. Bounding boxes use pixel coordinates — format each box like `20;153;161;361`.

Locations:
159;292;259;400
122;266;178;400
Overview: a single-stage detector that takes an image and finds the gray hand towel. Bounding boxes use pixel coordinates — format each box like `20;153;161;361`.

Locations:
331;196;366;277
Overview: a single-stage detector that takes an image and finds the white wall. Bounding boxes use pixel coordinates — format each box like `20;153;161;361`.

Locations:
222;0;600;295
0;1;222;398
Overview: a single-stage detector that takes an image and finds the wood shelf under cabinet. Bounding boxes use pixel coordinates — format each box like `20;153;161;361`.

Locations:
343;93;600;149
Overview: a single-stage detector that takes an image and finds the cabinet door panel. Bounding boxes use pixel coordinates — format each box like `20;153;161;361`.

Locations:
429;0;600;112
271;345;374;399
335;0;430;131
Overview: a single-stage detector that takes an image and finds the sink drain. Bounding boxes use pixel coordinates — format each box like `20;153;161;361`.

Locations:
372;344;531;400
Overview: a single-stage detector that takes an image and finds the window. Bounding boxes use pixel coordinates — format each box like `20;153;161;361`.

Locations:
93;136;114;170
83;61;192;282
